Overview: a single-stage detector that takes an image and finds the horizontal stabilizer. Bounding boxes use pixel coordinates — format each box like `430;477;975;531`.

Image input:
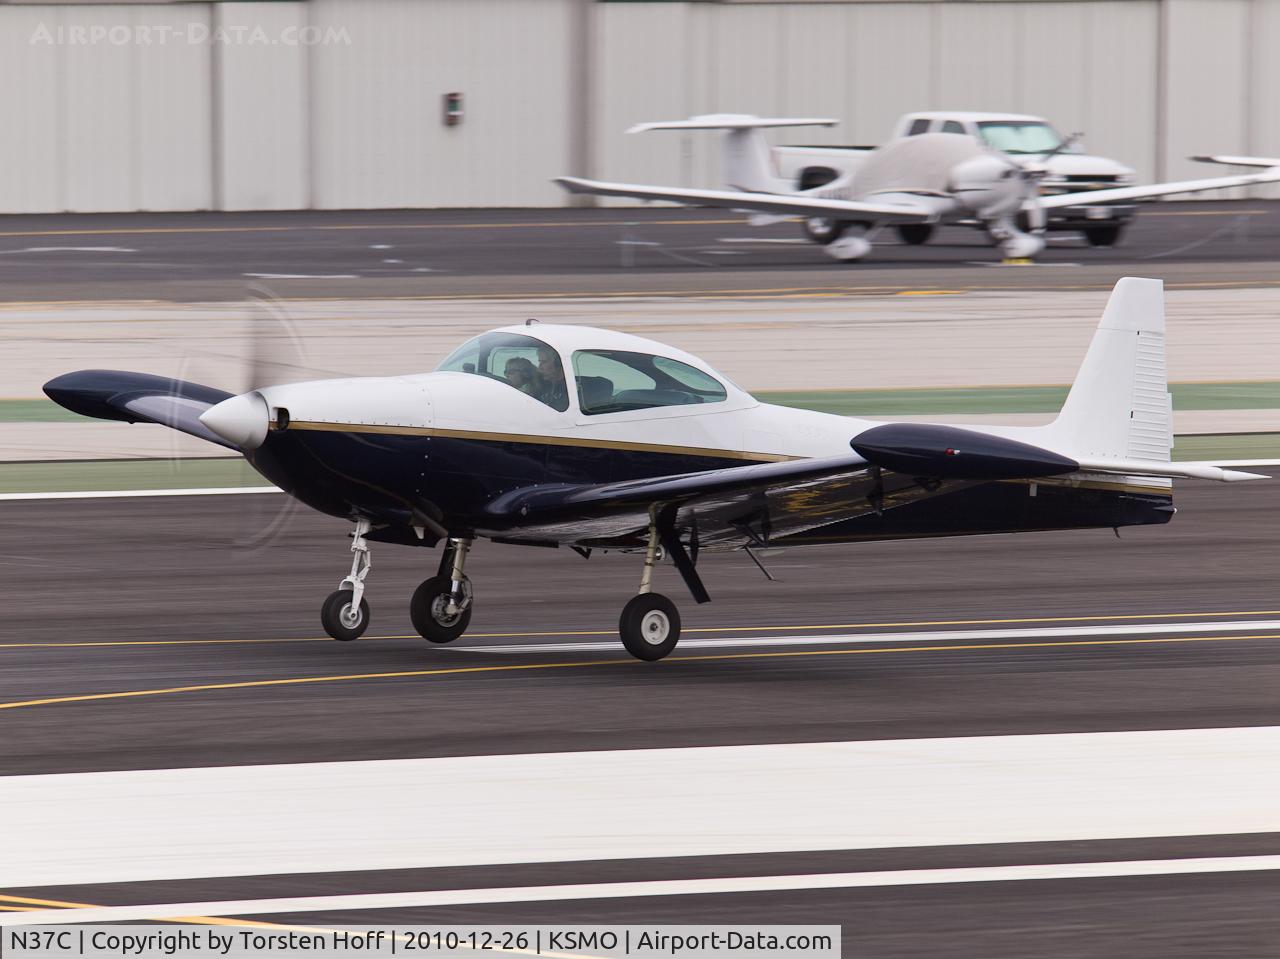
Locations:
44;370;237;450
851;424;1079;480
628;114;838;134
1076;457;1270;483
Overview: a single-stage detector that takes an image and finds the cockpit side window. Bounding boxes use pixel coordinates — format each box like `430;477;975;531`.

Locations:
436;332;569;411
572;350;728;415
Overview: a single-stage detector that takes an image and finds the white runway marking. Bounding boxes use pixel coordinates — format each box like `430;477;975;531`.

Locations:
0;246;136;254
458;618;1280;653
243;273;360;280
2;727;1277;888
6;855;1279;925
0;486;279;502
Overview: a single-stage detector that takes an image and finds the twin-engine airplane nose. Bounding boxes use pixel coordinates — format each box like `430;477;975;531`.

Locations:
200;391;269;450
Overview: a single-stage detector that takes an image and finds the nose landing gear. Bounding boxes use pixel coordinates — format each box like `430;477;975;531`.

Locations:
320;517;373;641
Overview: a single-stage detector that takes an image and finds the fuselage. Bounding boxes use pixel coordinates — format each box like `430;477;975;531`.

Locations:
224;324;1173;550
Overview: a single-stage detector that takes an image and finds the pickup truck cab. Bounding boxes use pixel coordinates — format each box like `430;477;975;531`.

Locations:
775;111;1138;247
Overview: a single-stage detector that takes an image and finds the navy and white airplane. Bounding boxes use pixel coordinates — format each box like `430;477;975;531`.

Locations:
44;278;1273;660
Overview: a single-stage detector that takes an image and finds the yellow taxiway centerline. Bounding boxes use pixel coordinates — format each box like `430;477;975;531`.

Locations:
1;633;1278;713
3;608;1279;650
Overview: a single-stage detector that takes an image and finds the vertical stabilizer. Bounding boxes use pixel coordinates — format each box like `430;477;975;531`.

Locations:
1049;277;1172;463
626;115;838;194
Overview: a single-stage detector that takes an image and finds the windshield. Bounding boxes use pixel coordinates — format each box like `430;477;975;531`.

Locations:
976;121;1077;155
573;350;727;415
436;332;569;411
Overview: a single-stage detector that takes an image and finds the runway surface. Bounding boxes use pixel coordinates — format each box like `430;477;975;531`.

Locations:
2;481;1279;956
1;201;1279;301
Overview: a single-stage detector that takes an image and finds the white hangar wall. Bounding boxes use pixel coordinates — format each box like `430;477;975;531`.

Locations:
0;0;1276;212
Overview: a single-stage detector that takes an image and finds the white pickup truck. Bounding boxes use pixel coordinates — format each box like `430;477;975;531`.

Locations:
775;111;1139;247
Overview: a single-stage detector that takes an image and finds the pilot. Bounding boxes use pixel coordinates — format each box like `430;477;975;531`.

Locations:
503;356;539;397
536;346;568;409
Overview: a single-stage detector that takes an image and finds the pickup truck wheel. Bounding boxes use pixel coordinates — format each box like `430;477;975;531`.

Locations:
802;218;849;243
1084;224;1124;247
896;224;935;246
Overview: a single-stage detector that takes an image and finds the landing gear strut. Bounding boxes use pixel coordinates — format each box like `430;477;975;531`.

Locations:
619;523;681;661
321;517;373;641
618;513;710;661
410;537;474;643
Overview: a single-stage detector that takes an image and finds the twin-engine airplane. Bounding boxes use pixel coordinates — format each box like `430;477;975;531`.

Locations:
45;279;1275;661
556;115;1280;263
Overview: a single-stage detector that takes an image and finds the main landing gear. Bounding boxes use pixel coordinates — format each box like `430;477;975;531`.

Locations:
319;515;711;663
618;513;712;662
319;521;476;644
410;537;474;643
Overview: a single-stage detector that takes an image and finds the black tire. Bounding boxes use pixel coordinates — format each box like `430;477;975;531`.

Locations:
802;218;850;243
410;575;473;643
896;224;935;246
321;588;370;642
1083;224;1123;247
619;593;681;662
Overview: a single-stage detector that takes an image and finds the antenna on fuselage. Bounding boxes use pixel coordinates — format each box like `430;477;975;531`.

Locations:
525;317;539;326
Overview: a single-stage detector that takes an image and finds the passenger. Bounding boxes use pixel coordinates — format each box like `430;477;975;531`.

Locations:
503;356;539;397
536;346;568;409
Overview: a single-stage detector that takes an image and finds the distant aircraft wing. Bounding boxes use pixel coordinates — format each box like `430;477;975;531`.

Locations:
1191;155;1280;169
1038;163;1280;209
554;176;935;222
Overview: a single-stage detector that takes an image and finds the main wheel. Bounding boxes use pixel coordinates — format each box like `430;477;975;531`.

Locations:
410;575;473;643
802;217;850;243
1083;224;1123;247
896;224;935;246
321;588;370;642
619;593;681;662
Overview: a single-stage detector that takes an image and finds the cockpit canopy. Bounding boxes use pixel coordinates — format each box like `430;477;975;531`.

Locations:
436;331;729;415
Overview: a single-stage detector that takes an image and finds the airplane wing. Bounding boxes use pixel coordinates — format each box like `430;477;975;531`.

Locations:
43;370;238;450
1191;155;1280;169
554;176;936;222
628;115;839;134
1038;163;1280;209
481;423;1270;551
481;451;958;550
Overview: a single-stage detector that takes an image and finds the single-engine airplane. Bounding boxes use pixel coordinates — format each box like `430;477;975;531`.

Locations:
555;115;1280;263
44;278;1275;660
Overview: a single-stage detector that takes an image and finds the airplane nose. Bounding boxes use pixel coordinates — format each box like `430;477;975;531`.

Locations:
199;391;269;450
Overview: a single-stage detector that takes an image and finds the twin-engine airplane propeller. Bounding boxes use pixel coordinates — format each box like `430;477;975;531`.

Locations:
45;279;1275;660
555;115;1280;263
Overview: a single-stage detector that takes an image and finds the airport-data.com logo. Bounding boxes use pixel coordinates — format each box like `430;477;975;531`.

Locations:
29;23;353;46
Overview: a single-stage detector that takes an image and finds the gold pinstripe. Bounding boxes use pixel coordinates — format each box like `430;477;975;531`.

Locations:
281;420;798;463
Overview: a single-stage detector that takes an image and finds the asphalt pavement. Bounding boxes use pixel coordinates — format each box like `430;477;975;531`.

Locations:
2;482;1280;955
0;201;1278;301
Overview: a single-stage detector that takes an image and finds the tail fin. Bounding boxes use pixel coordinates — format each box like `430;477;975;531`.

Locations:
628;114;837;194
1048;277;1172;463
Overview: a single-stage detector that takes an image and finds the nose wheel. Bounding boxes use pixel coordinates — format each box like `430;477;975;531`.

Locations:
321;517;374;641
321;588;370;641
